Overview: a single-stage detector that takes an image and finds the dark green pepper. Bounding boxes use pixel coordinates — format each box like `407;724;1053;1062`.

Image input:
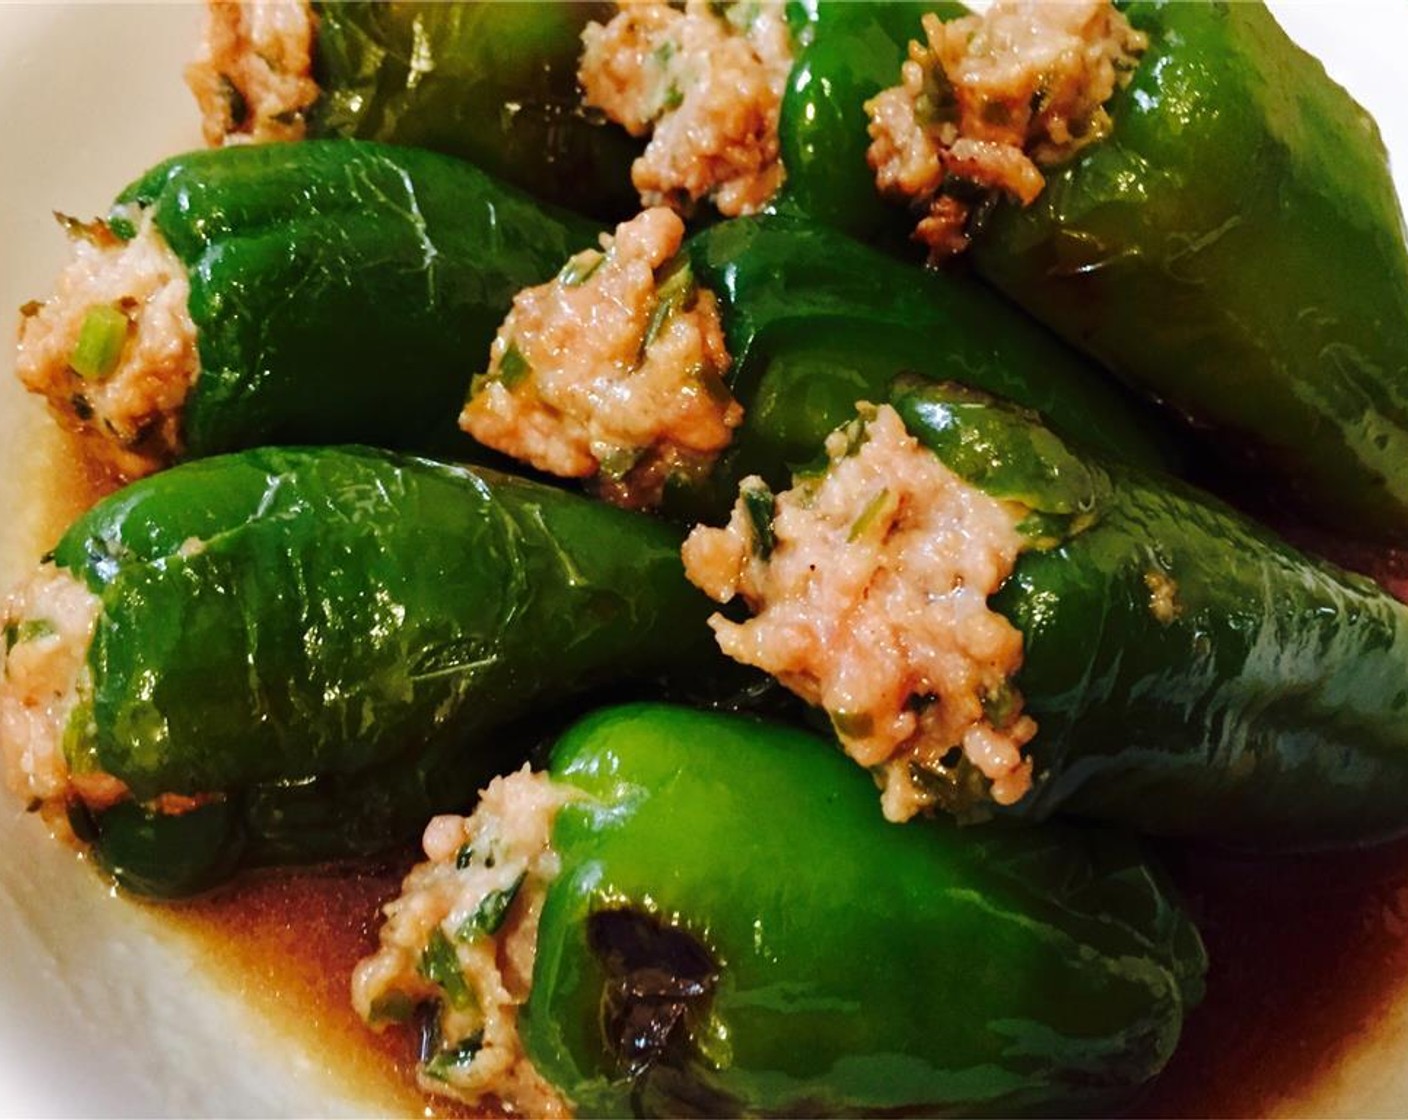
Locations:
107;140;599;462
307;3;642;220
390;702;1206;1116
675;213;1180;515
958;0;1408;541
886;381;1408;848
776;1;963;242
35;446;729;894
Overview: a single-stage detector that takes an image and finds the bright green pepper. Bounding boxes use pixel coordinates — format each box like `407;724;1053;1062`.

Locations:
307;3;642;220
510;705;1205;1116
32;447;733;895
959;0;1408;542
675;213;1181;516
105;140;599;462
878;381;1408;848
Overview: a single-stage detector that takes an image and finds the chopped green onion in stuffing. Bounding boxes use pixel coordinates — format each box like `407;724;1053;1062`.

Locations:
69;304;130;381
4;619;57;652
847;488;892;542
367;990;415;1025
558;249;605;287
457;872;526;941
418;928;475;1011
742;482;776;560
641;260;696;356
498;341;532;389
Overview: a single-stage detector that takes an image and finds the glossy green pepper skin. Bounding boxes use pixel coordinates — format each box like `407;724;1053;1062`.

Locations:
963;0;1408;541
308;3;642;220
519;703;1205;1117
51;447;725;895
890;382;1408;849
111;140;600;461
676;214;1180;516
776;1;963;242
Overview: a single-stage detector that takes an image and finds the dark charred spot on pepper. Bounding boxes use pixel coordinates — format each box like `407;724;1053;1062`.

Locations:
587;907;720;1082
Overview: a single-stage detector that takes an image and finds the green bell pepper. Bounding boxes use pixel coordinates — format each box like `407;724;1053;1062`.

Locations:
41;446;729;895
307;3;642;220
874;382;1408;848
776;1;963;242
674;213;1180;516
959;0;1408;542
107;139;599;462
503;704;1205;1115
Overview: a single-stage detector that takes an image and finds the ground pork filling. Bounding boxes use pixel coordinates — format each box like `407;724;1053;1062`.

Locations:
186;0;317;146
460;207;741;510
16;214;199;480
866;0;1147;261
353;767;579;1117
579;0;792;216
0;566;113;830
682;404;1036;822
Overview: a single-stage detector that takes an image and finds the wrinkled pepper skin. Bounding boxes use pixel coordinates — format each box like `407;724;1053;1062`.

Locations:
893;382;1408;849
521;704;1205;1118
964;0;1408;541
111;140;600;460
307;2;642;220
54;447;725;895
777;1;964;243
677;214;1180;515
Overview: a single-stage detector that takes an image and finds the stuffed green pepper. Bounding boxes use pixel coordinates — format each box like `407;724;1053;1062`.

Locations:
455;208;1178;513
861;0;1408;541
15;140;600;479
684;380;1408;849
0;446;735;895
186;1;642;220
354;703;1206;1118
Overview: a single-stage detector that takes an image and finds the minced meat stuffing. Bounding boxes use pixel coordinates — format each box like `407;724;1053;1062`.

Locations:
352;767;578;1117
682;403;1036;821
579;1;792;217
15;213;199;480
460;207;741;510
0;565;110;831
186;0;318;146
866;0;1147;261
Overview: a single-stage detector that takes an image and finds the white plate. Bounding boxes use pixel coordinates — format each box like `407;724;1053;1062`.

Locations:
0;4;1406;1116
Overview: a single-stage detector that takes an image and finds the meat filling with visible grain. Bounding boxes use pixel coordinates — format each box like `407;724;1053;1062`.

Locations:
866;0;1147;261
16;214;198;480
352;767;578;1117
0;565;104;828
579;1;792;216
682;403;1036;822
460;207;741;510
186;0;317;146
0;564;214;836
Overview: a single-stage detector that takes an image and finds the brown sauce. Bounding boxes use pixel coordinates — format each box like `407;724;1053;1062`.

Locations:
138;832;1408;1118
